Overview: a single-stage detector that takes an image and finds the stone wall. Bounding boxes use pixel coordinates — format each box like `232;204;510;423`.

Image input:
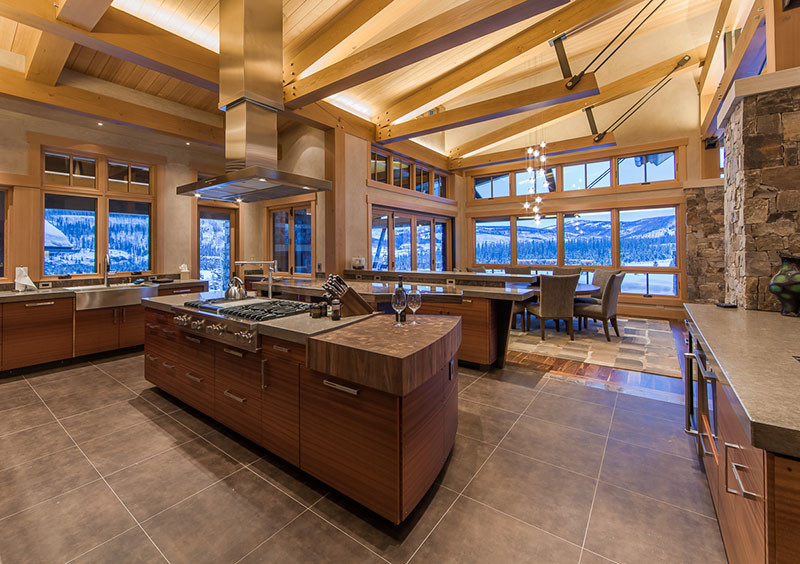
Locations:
723;87;800;310
685;185;725;303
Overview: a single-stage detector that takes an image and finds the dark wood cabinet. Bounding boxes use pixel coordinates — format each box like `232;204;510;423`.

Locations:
261;352;300;466
213;342;263;444
119;304;145;348
417;297;497;365
75;308;120;356
1;298;74;370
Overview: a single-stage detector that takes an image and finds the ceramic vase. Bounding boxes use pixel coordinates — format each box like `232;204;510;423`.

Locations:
769;255;800;316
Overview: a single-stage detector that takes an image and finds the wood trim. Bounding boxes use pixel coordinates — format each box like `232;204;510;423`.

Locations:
282;0;568;109
24;31;73;85
386;140;448;172
56;0;113;30
698;0;734;95
367;179;457;206
378;0;638;124
367;195;457;218
466;190;685;216
765;0;800;73
376;74;600;142
283;101;375;140
28;131;168;165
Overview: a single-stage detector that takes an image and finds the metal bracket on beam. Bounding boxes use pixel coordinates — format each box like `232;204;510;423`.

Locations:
551;36;572;79
584;107;599;135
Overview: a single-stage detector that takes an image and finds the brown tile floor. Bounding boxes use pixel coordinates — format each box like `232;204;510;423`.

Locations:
0;351;727;564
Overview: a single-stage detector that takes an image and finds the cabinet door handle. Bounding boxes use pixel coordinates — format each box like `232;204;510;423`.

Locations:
185;372;203;383
323;380;359;396
113;308;118;325
161;328;175;335
272;345;290;354
162;362;175;370
122;308;127;323
724;443;762;501
463;299;473;303
25;301;55;307
146;354;158;362
146;323;159;329
223;347;243;358
224;390;246;403
185;336;201;344
683;352;698;437
172;288;192;294
261;358;269;389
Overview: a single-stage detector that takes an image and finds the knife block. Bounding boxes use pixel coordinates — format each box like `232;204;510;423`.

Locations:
339;287;374;317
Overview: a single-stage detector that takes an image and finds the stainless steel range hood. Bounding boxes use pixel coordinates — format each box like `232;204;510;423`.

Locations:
177;0;331;202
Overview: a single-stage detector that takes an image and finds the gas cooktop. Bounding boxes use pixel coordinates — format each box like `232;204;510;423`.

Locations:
217;300;310;321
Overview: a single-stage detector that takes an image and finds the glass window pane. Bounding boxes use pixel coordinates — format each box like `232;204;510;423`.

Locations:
394;216;412;270
563;164;585;191
130;166;150;194
108;162;129;192
645;152;675;182
621;272;647;294
108;200;151;272
372;153;388;183
417;221;431;271
493;174;510;198
435;221;447;271
72;157;96;188
475;219;511;265
542;167;557;192
648;273;678;296
199;210;232;292
618;156;645;185
516;216;557;265
434;174;446;198
586;160;611;188
272;210;290;273
415;168;429;193
474;177;491;199
0;191;4;278
619;207;677;267
393;159;410;189
44;194;97;275
44;153;70;185
371;213;389;270
564;211;612;266
294;208;312;274
515;171;534;196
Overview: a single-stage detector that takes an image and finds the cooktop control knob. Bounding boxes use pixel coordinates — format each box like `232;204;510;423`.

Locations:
173;315;190;326
235;330;254;343
190;318;205;330
207;323;226;336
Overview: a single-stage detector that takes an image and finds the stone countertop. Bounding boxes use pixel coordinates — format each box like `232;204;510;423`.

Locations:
342;269;537;285
685;304;800;458
0;279;208;304
307;314;462;395
255;278;537;302
142;291;376;345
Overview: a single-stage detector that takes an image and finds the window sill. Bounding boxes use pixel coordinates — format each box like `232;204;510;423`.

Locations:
367;179;456;205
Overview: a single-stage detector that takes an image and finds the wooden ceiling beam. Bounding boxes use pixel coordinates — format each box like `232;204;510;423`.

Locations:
697;0;733;94
56;0;112;30
450;44;707;158
0;65;223;144
284;0;393;83
24;30;73;84
448;133;616;170
282;0;568;109
377;0;639;125
0;0;219;91
376;74;599;143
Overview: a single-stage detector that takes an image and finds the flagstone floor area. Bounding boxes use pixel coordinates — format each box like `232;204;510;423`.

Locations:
0;351;727;564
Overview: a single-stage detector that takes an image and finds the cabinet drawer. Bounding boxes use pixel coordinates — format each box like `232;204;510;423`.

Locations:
214;372;261;443
2;298;74;370
157;285;205;296
176;361;214;414
261;335;306;365
179;332;215;372
261;355;300;466
300;370;399;521
144;350;180;396
214;343;263;392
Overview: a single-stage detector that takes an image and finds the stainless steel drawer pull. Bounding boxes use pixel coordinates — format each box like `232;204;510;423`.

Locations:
146;354;158;362
724;443;762;501
185;336;201;344
463;299;473;303
161;328;175;335
224;390;246;403
261;358;269;389
173;289;192;294
185;373;203;383
146;323;159;329
162;362;175;369
323;380;359;396
25;301;55;307
223;347;243;358
272;345;290;353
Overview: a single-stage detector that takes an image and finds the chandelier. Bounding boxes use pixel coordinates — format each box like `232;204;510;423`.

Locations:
522;141;547;224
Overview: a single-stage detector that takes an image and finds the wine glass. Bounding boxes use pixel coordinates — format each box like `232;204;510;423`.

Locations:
408;290;422;326
391;290;407;328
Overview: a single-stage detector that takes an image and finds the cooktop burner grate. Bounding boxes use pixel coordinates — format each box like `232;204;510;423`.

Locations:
218;300;311;322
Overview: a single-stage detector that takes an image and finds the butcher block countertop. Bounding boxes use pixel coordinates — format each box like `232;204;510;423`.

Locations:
307;314;462;396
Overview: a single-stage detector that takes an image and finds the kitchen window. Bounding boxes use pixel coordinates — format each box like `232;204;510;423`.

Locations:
433;173;447;198
564;211;612;266
370;207;452;271
109;162;151;194
516;215;557;265
415;167;430;193
44;194;97;276
393;158;411;189
370;151;388;184
270;206;314;276
618;151;675;185
199;207;236;291
474;218;511;265
619;206;678;296
474;174;510;199
515;168;557;195
108;200;152;273
44;152;96;188
563;160;611;191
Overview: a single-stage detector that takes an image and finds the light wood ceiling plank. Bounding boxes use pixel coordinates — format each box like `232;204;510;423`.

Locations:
25;30;74;84
0;16;18;51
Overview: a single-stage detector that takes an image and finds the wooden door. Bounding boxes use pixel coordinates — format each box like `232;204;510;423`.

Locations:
2;298;74;370
118;305;145;348
75;308;119;356
261;353;300;465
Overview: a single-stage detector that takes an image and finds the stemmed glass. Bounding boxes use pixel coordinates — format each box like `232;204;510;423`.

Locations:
408;289;422;326
391;290;407;328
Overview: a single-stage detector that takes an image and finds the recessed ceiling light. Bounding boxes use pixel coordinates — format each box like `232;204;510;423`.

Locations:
185;142;191;146
97;122;103;126
258;178;267;182
235;198;243;203
194;193;201;198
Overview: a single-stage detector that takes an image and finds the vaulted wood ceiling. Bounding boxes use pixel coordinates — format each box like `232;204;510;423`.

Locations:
0;0;744;166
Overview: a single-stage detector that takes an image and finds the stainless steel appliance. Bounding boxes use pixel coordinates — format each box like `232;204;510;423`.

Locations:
171;297;310;352
684;321;720;460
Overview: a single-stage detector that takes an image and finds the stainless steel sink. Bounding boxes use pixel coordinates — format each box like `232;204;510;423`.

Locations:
72;285;158;310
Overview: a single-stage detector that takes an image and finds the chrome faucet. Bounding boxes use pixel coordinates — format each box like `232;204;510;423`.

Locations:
266;260;277;299
103;254;111;287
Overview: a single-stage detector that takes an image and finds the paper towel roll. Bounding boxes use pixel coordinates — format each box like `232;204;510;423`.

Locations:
15;266;37;292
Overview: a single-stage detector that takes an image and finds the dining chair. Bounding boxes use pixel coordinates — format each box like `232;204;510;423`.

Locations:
466;266;486;273
504;266;532;275
575;269;620;306
525;274;580;341
552;266;582;276
574;273;625;341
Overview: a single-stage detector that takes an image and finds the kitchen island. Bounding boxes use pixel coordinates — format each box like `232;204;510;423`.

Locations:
142;292;461;523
